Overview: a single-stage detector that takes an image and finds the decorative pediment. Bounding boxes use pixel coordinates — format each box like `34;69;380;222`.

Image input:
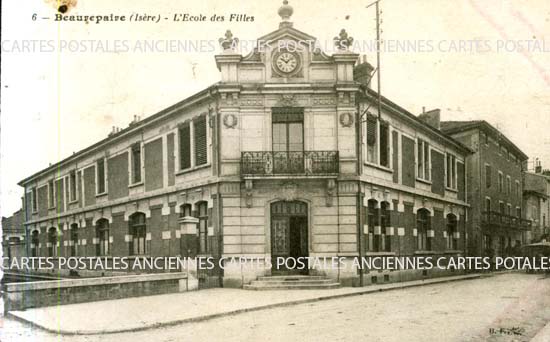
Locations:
257;26;316;45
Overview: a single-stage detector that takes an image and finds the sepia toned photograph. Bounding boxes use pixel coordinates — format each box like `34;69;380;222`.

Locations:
1;0;549;341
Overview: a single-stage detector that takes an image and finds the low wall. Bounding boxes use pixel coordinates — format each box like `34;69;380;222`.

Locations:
3;272;197;312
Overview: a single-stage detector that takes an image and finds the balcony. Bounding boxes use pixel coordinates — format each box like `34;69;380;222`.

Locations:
481;211;532;231
241;151;339;177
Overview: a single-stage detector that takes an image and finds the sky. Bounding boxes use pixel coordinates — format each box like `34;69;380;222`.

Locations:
1;0;549;217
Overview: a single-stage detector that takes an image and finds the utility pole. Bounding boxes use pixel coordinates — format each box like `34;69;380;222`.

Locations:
367;0;382;119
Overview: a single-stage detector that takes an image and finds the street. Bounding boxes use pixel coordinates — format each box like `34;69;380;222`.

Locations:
1;273;549;341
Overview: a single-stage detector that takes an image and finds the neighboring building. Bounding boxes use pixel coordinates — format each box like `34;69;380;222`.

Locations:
18;2;470;287
2;208;26;261
523;167;550;242
441;120;531;257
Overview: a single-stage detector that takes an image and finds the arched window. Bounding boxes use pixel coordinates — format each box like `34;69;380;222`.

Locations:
380;202;391;252
96;219;110;256
366;199;378;251
130;213;147;255
47;227;58;257
31;230;40;257
179;204;192;218
70;223;79;256
416;209;431;251
196;202;208;254
446;214;458;250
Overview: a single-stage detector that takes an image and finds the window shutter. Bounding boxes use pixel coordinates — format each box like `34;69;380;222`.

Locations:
132;144;141;183
366;118;377;146
379;123;389;167
194;117;207;166
97;159;105;193
179;124;191;169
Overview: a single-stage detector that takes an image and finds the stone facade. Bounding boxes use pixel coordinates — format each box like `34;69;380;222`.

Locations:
18;2;470;287
441;121;530;257
523;171;550;241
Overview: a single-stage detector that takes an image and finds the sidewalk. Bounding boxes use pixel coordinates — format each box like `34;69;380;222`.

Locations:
8;273;481;335
532;322;550;342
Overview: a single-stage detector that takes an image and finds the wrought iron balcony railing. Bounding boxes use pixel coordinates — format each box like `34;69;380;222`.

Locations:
481;211;532;231
241;151;339;176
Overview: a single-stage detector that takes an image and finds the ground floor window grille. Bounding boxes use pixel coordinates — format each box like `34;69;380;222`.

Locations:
417;209;431;251
31;230;40;257
446;214;457;250
48;227;58;257
70;224;79;256
197;202;208;254
130;213;147;255
96;219;110;256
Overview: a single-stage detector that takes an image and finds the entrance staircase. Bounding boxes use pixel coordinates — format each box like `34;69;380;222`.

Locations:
244;275;340;290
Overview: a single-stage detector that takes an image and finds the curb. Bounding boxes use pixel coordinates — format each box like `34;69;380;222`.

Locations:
8;273;482;336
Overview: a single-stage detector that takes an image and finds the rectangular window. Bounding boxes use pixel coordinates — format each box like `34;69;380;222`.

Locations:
506;176;511;195
69;171;77;202
272;110;304;173
194;116;207;166
424;142;430;180
366;200;379;252
48;180;55;208
417;139;430;181
516;207;521;218
446;154;457;189
507;204;511;216
97;159;106;194
131;143;142;183
179;123;191;170
366;116;377;163
486;197;491;212
485;164;492;188
379;123;390;167
417;140;423;179
197;202;208;254
31;187;38;212
499;202;505;215
498;172;504;193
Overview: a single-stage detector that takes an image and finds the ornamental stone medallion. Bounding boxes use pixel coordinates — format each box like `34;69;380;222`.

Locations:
339;112;354;127
223;114;238;128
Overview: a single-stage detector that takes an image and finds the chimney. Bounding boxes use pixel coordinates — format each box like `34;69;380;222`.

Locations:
418;108;441;130
353;55;374;87
108;126;122;137
128;115;141;127
535;160;542;174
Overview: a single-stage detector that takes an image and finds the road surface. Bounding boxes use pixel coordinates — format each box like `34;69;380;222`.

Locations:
1;273;548;341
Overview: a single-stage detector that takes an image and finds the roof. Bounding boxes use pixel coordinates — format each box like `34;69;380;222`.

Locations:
523;189;548;199
361;88;473;155
440;120;528;161
18;84;219;186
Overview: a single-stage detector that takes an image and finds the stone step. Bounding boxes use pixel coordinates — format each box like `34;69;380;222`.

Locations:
243;283;341;290
245;275;340;290
249;279;335;286
257;275;327;281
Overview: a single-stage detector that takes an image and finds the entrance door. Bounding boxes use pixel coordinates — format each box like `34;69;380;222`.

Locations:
271;201;309;274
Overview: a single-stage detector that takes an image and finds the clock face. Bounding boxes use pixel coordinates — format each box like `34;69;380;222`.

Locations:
275;52;298;73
